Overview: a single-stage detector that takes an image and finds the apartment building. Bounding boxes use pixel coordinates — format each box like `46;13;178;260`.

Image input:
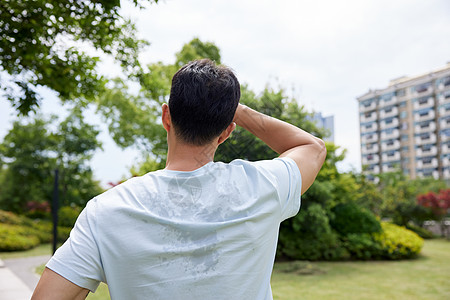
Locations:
357;63;450;180
308;112;335;143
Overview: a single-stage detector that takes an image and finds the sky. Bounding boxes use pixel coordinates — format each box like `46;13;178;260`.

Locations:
1;0;450;186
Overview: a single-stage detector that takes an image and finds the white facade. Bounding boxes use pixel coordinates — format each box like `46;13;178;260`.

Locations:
358;63;450;180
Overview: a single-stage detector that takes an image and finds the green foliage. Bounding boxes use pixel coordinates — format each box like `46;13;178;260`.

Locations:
58;206;82;228
277;204;348;261
341;233;380;260
0;113;102;212
330;202;382;236
129;155;165;176
0;210;73;251
374;222;424;259
0;0;159;114
0;224;40;251
405;223;435;239
377;170;448;226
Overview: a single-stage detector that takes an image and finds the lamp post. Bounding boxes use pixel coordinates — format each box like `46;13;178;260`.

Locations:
52;169;59;254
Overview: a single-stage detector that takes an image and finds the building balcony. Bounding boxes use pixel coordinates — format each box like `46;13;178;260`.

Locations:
414;110;435;122
416;146;437;157
361;143;379;155
362;154;379;165
443;156;450;167
379;106;399;119
439;92;450;105
417;170;439;179
360;112;377;123
361;122;378;133
379;118;399;130
440;118;450;129
442;144;450;155
381;140;400;151
442;134;450;143
414;121;436;134
439;106;450;117
368;165;380;174
360;101;377;113
417;158;438;169
361;133;378;143
415;133;437;145
379;96;397;108
444;168;450;179
413;86;433;97
382;151;401;162
414;97;434;110
380;129;399;140
382;164;397;172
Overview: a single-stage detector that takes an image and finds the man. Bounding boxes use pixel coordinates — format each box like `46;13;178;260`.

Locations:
32;59;326;299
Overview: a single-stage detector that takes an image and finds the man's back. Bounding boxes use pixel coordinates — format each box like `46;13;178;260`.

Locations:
47;158;301;299
32;59;325;300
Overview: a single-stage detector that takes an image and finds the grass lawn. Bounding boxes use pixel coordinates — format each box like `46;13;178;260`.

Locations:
3;240;449;299
271;239;450;299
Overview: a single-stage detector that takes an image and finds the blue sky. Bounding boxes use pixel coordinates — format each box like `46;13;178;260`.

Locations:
1;0;450;186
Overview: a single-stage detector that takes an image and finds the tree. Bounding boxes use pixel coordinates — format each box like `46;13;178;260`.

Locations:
376;170;447;226
0;0;159;114
418;189;450;237
0;111;102;213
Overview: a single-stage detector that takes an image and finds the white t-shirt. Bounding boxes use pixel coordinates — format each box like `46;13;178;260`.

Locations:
47;157;301;300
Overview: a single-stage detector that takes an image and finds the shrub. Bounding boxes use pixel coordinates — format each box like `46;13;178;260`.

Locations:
330;202;382;236
0;209;34;226
341;233;381;260
278;203;348;261
57;226;72;242
374;222;424;259
58;206;82;228
406;223;435;239
0;224;40;251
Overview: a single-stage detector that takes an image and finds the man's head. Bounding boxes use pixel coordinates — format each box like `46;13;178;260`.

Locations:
167;59;240;146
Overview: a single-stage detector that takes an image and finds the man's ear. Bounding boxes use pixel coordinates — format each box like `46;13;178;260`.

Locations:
162;103;171;132
217;122;236;145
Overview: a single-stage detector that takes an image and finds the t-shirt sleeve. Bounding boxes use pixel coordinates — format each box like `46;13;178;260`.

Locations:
46;199;104;292
255;157;302;221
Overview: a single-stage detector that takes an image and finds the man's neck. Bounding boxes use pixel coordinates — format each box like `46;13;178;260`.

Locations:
165;141;217;171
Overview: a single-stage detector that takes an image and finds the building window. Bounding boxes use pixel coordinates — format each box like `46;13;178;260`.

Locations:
401;134;409;141
396;89;406;97
415;82;431;93
418;97;429;105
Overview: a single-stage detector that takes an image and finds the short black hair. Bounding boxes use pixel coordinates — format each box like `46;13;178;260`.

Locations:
168;59;241;146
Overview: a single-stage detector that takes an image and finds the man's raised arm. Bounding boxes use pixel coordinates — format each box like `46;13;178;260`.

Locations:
233;104;326;194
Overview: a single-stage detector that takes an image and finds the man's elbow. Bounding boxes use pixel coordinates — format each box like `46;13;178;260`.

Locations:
314;137;327;166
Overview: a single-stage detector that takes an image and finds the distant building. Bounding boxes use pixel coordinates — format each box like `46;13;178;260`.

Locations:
357;63;450;180
309;112;335;143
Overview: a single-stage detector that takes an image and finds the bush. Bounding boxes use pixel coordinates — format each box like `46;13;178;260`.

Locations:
406;223;435;239
374;222;424;259
341;233;381;260
0;224;40;251
330;202;382;236
58;206;82;228
0;209;34;226
278;204;348;261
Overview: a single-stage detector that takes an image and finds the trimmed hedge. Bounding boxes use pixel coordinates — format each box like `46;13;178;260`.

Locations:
0;210;73;251
0;224;40;251
374;222;424;259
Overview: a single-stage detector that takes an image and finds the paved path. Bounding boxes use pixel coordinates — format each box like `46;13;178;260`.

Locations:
0;255;50;300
